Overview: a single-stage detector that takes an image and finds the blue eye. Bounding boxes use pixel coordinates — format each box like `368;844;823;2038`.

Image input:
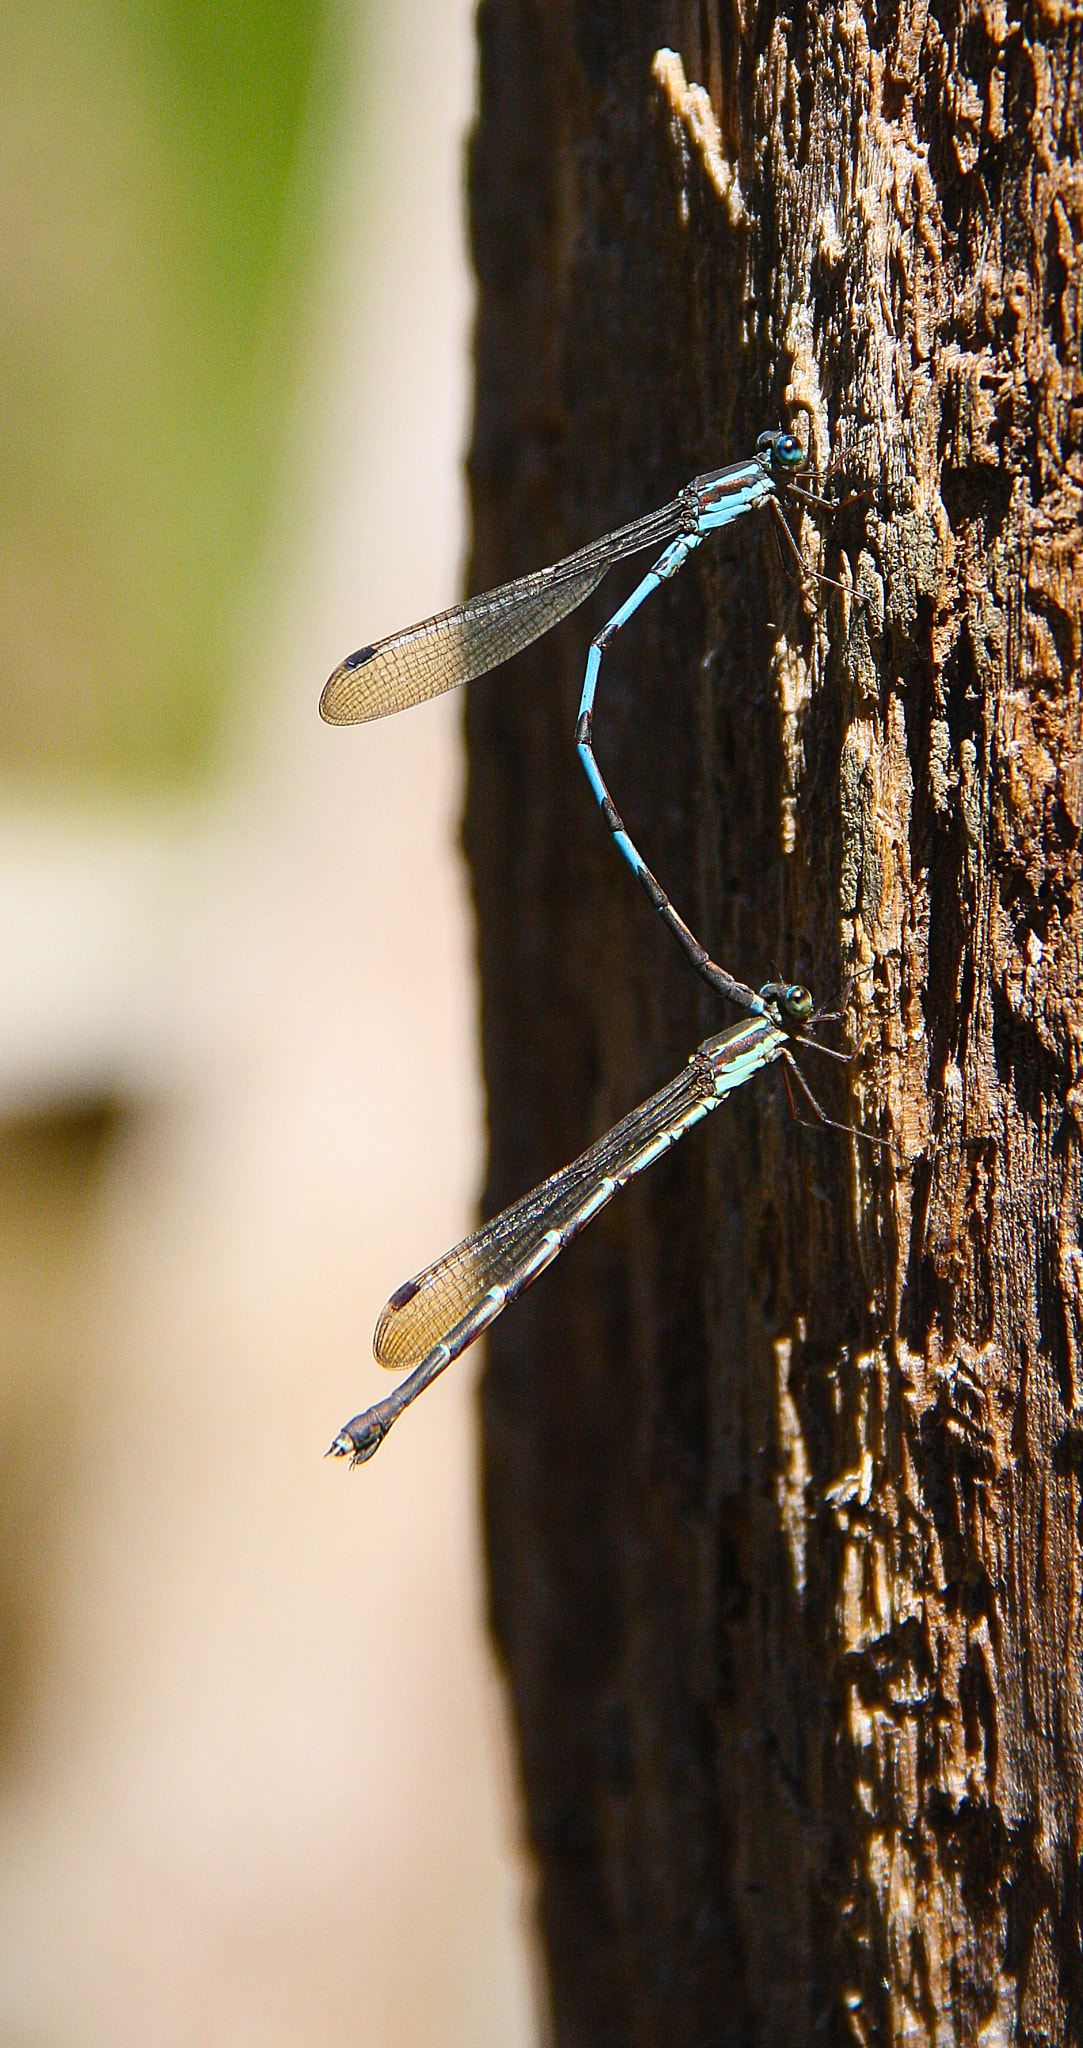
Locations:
758;429;804;469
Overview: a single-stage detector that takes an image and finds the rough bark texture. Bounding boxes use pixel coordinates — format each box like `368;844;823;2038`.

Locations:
463;4;1083;2043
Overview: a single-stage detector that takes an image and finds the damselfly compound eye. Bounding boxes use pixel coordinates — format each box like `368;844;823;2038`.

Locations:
783;983;814;1022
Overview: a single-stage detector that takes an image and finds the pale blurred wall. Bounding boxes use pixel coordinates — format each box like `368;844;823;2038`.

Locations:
0;3;539;2044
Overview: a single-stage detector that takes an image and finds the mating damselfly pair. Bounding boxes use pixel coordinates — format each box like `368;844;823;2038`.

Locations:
323;431;870;1463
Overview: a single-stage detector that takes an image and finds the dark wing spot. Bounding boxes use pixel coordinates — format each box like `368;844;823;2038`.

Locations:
342;645;376;671
386;1277;422;1311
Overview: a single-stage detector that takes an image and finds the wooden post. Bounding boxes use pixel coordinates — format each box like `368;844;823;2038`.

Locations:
465;6;1083;2041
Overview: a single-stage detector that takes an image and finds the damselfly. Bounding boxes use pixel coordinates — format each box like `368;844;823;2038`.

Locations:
328;980;853;1466
322;431;854;1023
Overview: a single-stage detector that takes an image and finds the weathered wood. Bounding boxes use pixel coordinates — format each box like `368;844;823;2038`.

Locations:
465;5;1083;2042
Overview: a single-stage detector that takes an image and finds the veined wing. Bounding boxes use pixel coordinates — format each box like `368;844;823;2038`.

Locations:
374;1020;785;1371
320;499;686;725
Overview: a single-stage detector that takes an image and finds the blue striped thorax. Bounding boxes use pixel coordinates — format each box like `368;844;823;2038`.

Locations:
682;429;806;535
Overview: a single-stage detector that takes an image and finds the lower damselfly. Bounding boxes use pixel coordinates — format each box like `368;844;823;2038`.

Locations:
328;981;846;1466
322;431;855;1023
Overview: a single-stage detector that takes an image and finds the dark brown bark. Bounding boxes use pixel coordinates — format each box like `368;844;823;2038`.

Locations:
464;4;1083;2043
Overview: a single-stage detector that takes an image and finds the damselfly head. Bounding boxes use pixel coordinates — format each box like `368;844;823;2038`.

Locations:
758;429;805;474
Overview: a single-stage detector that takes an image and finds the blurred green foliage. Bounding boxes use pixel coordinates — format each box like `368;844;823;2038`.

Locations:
0;0;342;787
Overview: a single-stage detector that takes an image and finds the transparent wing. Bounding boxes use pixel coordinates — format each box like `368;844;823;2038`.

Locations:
374;1058;717;1371
320;501;685;725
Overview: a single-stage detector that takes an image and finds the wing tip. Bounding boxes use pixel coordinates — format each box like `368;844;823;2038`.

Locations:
319;647;376;724
374;1278;424;1370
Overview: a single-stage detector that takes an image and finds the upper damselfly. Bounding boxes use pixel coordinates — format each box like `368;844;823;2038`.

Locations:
322;431;856;1022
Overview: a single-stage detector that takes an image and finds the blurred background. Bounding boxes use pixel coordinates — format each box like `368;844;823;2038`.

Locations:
0;2;539;2042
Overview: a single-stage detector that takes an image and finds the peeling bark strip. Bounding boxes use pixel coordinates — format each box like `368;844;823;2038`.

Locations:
465;4;1082;2044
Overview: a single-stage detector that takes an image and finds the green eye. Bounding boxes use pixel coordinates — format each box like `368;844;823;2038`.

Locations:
759;981;815;1025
